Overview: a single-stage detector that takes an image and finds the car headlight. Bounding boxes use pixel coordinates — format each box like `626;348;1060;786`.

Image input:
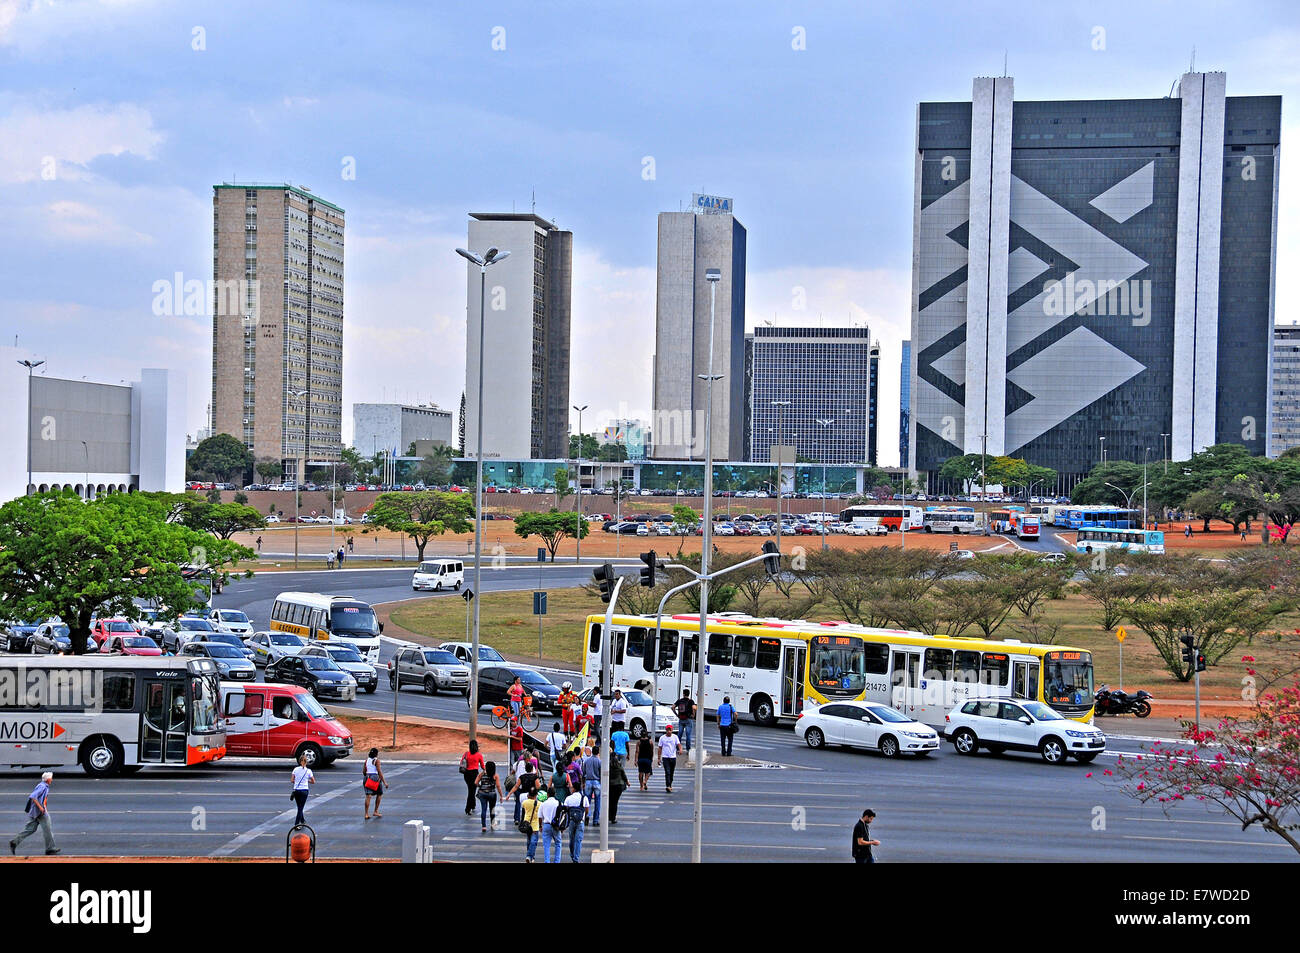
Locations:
216;662;230;671
900;730;929;738
1065;729;1095;738
327;736;347;745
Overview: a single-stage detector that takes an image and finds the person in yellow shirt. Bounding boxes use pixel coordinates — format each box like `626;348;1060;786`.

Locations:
521;789;543;863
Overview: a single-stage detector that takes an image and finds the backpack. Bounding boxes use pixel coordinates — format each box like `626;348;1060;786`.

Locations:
676;698;693;719
554;803;570;832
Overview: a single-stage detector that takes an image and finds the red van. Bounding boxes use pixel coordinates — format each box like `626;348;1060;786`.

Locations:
219;682;353;768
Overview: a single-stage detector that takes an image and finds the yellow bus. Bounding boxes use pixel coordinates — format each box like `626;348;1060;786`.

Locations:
269;592;383;664
582;612;1095;727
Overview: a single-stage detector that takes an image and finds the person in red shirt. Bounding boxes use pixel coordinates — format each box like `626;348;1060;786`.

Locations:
459;740;485;816
509;722;525;764
575;703;594;739
508;677;525;720
558;682;579;736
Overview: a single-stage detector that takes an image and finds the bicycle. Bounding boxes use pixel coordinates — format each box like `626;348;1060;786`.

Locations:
490;700;538;733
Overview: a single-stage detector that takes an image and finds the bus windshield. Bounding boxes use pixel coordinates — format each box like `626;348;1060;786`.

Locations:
331;605;379;636
1042;651;1094;707
190;674;219;733
810;636;866;698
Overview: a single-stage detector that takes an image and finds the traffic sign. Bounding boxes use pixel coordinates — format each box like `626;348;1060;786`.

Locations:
1115;626;1127;643
533;591;548;615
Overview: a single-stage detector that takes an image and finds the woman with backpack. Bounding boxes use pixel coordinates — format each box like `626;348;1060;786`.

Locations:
475;759;504;833
459;740;484;815
362;747;387;820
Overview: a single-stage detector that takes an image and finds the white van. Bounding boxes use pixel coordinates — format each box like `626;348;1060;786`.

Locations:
412;558;465;592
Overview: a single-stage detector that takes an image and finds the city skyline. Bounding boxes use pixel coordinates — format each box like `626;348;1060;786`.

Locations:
3;2;1299;468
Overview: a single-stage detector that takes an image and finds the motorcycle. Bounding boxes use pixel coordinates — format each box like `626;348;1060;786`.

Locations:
1094;684;1153;718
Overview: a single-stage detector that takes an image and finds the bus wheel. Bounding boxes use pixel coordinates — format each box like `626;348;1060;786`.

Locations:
297;743;323;768
81;736;123;777
878;735;899;758
952;728;979;755
751;694;777;728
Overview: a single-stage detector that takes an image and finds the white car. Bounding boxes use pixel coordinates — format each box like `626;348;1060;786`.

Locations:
265;515;281;523
947;549;977;560
576;687;676;739
714;522;734;536
942;698;1106;765
654;522;673;536
244;630;309;667
796;702;939;757
209;608;254;636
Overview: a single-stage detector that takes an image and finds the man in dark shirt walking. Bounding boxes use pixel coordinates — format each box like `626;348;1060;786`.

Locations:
10;772;60;856
851;809;879;864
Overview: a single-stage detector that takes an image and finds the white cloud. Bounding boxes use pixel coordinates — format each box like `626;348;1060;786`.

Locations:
0;102;163;183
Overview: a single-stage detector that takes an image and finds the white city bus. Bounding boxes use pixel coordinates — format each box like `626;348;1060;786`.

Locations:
0;655;226;776
838;504;922;531
269;592;383;664
1075;528;1165;554
922;510;981;533
582;612;1096;728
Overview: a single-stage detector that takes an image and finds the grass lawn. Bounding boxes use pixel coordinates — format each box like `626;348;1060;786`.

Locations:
387;586;1300;700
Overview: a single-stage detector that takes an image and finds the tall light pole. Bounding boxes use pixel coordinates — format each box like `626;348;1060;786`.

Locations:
693;267;723;864
80;440;89;500
771;401;790;538
1099;435;1106;467
573;404;587;564
1160;432;1170;476
1104;482;1148;528
17;359;44;495
289;389;308;569
456;245;511;744
1143;448;1150;529
815;417;834;551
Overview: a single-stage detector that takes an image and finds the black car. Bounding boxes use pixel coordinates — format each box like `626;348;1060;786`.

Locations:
266;654;358;700
2;622;38;653
471;665;562;714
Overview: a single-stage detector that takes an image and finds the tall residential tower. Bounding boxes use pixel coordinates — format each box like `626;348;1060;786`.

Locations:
211;183;345;475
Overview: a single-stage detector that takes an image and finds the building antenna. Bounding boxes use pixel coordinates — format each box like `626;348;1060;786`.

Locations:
531;190;535;215
1190;47;1195;72
1002;51;1007;77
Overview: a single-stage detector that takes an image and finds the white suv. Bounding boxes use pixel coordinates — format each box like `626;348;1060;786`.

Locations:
942;698;1106;765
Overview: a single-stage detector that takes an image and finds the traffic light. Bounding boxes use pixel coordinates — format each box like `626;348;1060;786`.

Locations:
1196;653;1207;673
593;563;616;603
761;540;781;575
639;550;657;589
1179;634;1195;665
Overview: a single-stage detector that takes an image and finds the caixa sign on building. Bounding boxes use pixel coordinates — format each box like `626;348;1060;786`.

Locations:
692;193;734;215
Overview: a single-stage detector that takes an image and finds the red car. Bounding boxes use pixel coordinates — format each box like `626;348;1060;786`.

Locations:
91;618;140;647
99;634;163;656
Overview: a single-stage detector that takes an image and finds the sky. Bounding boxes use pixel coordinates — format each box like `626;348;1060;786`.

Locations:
1;0;1297;467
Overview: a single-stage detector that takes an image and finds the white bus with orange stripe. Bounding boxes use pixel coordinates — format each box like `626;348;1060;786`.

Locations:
0;655;227;776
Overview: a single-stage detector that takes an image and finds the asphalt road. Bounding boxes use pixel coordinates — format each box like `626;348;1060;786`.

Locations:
1;729;1285;862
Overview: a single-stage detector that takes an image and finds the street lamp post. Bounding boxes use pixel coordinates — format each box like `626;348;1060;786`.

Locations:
80;440;89;500
17;359;44;495
1143;449;1150;528
1104;482;1148;528
1099;435;1106;467
815;417;834;551
455;245;511;744
771;401;790;544
693;267;723;864
573;404;587;564
1160;432;1170;476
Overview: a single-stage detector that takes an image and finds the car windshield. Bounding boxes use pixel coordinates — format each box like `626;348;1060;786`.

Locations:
303;657;341;672
624;691;653;707
220;611;249;623
297;695;328;719
478;647;505;662
866;705;912;724
1022;700;1065;721
270;634;304;646
49;625;70;638
518;672;553;688
330;604;379;636
205;645;243;659
109;621;135;632
424;650;460;665
124;637;157;649
210;634;242;646
328;646;363;663
180;619;215;631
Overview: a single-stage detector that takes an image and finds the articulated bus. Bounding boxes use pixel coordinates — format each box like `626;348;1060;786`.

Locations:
921;510;981;533
1075;528;1165;554
1010;511;1041;540
582;612;1096;728
0;656;226;776
838;504;922;531
270;592;383;664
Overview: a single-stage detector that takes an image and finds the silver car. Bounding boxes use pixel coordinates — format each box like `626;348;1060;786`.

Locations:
302;643;379;694
182;641;257;680
390;646;471;695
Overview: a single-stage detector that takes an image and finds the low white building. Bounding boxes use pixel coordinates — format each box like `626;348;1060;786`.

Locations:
0;347;187;501
352;402;453;457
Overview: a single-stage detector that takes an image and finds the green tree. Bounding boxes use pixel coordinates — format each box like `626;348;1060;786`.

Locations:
340;446;368;483
1126;589;1280;681
414;452;451;487
0;493;252;654
513;509;589;562
179;500;266;540
552;467;572;508
187;433;254;483
363;491;474;561
256;457;283;483
594;442;628;462
938;454;984;494
1070;461;1147;507
568;433;600;459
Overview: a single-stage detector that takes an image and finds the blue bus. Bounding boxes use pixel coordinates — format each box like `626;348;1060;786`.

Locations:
1057;507;1139;530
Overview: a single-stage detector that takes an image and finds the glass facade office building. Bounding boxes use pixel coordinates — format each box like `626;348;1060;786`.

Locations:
1271;325;1300;456
900;340;911;469
908;73;1280;480
748;326;874;466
